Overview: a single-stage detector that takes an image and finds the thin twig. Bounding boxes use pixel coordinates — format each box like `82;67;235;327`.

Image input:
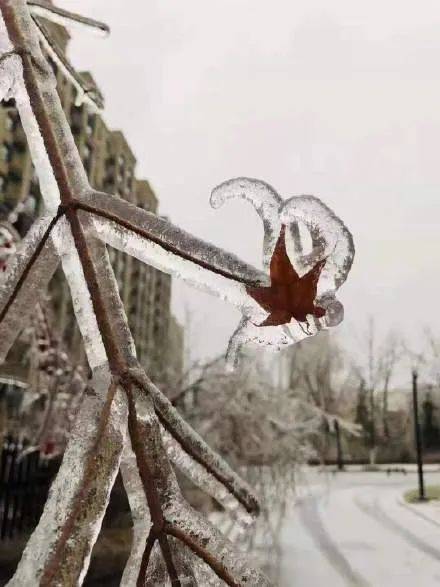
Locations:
27;0;109;35
0;210;62;327
32;17;104;109
165;522;240;587
136;527;157;587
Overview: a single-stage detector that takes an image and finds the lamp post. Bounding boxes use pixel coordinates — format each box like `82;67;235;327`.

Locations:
334;418;344;471
412;369;426;501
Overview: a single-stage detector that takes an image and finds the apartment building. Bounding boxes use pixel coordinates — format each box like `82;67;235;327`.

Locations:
0;19;183;382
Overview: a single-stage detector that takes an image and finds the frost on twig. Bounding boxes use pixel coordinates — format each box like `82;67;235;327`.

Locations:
0;1;354;584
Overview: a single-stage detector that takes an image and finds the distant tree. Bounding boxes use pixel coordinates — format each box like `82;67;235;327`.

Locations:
352;318;403;463
283;331;360;464
422;390;439;450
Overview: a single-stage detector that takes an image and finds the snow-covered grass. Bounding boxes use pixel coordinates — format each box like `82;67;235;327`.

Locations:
404;485;440;503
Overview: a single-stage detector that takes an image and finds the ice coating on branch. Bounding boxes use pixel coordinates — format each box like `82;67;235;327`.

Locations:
8;365;128;586
33;17;104;110
86;189;268;287
133;368;261;517
164;502;271;586
0;2;271;584
28;1;110;37
210;178;283;270
51;219;108;368
0;215;59;363
120;443;151;586
143;539;198;586
162;428;254;526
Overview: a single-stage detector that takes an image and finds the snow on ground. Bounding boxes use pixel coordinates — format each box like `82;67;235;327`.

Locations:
280;467;440;586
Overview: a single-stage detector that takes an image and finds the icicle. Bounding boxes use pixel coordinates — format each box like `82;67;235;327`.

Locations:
226;318;296;371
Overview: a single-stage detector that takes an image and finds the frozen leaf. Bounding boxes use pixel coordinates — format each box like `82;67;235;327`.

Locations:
209;179;355;365
246;225;326;327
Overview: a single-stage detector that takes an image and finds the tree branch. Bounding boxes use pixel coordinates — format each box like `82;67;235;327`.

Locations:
136;527;157;587
0;215;60;362
32;16;104;109
27;0;109;36
80;193;268;288
0;210;61;326
129;367;260;516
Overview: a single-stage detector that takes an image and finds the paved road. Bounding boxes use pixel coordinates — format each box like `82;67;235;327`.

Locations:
280;469;440;586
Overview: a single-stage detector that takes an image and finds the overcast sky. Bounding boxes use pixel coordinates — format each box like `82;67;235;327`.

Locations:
61;0;440;369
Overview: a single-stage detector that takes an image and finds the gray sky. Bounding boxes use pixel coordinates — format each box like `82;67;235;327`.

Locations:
62;0;440;366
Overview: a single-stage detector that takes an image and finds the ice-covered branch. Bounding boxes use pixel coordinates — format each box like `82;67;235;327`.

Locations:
122;380;269;586
0;214;59;362
32;17;104;109
82;191;268;297
8;366;127;586
119;443;151;586
165;505;270;586
27;0;109;36
128;367;261;517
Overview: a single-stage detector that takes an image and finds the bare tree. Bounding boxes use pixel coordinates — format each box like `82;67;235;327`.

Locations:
353;318;403;463
178;356;318;582
0;2;354;585
283;332;360;464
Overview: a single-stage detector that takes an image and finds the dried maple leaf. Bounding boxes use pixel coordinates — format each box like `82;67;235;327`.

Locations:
246;224;326;327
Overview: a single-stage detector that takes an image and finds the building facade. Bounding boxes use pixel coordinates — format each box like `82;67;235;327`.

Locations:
0;19;183;383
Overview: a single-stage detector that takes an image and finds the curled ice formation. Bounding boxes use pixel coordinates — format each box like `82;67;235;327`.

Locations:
211;178;355;367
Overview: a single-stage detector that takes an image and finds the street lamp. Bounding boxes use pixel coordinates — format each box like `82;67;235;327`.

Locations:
412;369;426;501
334;418;344;471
